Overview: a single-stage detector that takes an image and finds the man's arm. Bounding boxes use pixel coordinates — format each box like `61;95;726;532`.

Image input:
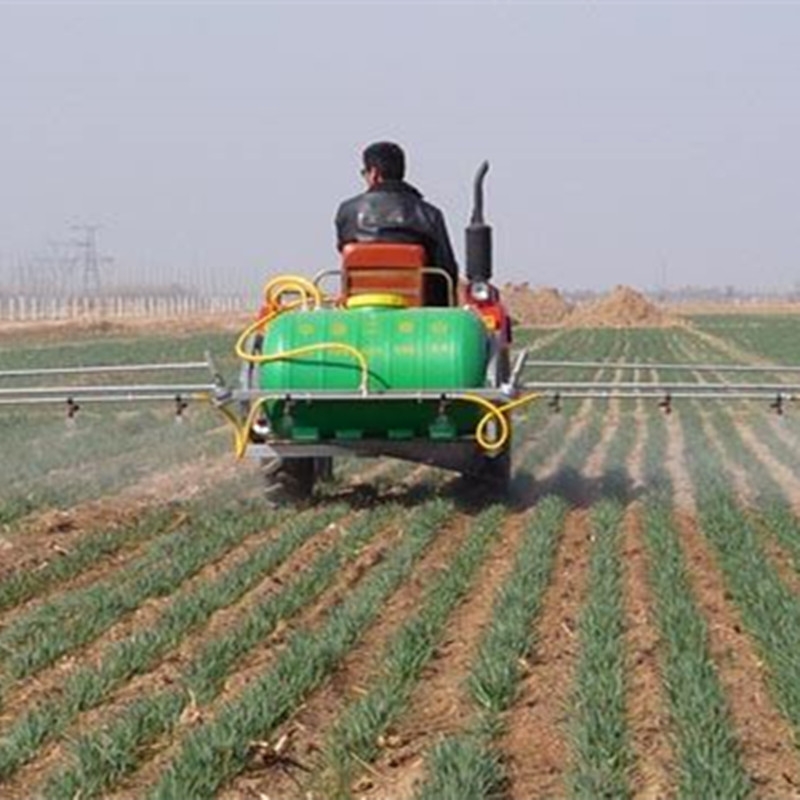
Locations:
334;202;347;251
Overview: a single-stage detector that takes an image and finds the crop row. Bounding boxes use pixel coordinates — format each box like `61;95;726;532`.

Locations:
0;502;289;684
679;403;800;737
405;377;639;798
0;502;348;780
689;313;800;365
41;499;450;799
639;406;750;798
324;503;507;797
414;495;567;800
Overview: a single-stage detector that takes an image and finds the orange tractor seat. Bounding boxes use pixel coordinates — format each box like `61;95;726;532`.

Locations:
341;242;427;307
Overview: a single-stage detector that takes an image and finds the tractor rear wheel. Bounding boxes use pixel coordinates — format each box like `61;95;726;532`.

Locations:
314;457;334;483
264;457;316;506
469;446;512;494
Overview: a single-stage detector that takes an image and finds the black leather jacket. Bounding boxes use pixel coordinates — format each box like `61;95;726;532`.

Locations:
335;180;458;306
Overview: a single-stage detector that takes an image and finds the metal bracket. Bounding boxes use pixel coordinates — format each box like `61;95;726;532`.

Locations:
508;347;529;392
66;397;80;420
175;394;188;420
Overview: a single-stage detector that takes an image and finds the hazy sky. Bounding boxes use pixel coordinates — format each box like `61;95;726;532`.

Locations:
1;2;799;295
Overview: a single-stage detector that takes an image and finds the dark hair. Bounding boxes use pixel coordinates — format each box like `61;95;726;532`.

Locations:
362;141;405;180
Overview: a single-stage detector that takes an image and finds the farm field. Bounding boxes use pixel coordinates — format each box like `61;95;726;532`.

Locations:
3;316;800;798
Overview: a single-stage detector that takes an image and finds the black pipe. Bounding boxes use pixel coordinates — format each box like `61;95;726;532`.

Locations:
466;160;492;281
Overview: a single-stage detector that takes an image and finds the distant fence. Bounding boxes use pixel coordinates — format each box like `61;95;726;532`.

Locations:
0;295;250;322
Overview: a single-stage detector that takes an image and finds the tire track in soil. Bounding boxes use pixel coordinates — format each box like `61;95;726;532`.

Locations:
349;513;526;800
666;417;800;796
498;507;592;800
5;508;410;800
95;506;466;800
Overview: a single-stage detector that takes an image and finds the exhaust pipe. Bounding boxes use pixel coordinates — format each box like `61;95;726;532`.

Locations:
466;161;492;282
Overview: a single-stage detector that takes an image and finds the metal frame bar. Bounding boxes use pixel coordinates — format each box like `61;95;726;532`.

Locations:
312;266;456;307
532;390;797;401
523;359;800;374
228;387;512;403
521;381;800;392
0;362;210;380
0;383;215;398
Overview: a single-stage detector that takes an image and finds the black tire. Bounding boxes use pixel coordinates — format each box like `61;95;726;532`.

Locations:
464;447;511;497
314;457;334;483
263;457;316;506
477;446;512;490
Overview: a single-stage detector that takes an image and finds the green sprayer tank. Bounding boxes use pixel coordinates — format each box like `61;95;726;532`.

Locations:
259;305;489;441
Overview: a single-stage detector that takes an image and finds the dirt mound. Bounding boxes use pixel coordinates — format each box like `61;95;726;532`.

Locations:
566;285;680;328
503;284;571;325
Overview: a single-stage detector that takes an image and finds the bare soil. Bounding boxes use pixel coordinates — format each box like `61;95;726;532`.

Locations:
499;508;592;800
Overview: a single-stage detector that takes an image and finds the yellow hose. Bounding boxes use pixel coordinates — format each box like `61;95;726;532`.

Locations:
235;276;369;392
455;392;542;452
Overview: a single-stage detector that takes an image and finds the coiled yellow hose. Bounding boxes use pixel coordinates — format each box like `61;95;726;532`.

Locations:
235;276;369;392
455;392;541;453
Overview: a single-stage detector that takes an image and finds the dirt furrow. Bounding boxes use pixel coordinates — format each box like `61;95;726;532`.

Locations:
621;504;675;799
499;507;592;800
618;396;675;796
724;419;800;597
628;397;648;490
666;419;800;796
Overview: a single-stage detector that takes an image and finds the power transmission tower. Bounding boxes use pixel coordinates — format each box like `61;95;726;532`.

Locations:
71;224;111;295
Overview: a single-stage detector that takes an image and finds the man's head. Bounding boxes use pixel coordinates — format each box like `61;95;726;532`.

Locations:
362;141;405;186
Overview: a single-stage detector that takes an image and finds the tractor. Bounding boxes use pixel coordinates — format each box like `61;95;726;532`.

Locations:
232;161;524;501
